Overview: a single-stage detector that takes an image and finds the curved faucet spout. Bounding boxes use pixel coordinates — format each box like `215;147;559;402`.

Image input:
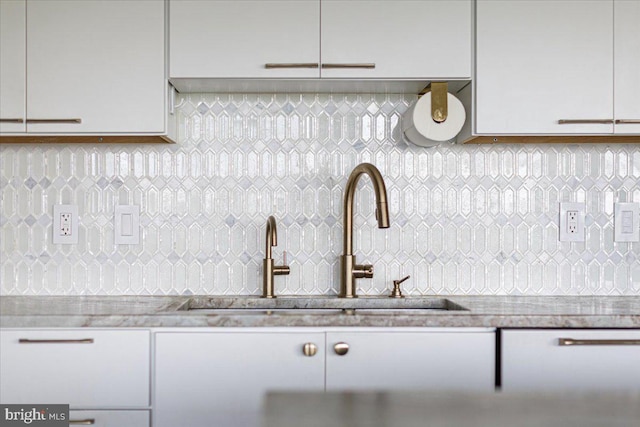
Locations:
340;163;390;298
343;163;390;255
265;215;277;259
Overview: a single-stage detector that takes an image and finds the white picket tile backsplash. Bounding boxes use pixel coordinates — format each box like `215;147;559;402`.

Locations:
1;93;639;295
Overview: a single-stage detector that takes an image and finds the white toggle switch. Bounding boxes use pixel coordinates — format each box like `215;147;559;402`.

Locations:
115;206;140;245
614;202;639;242
121;213;133;236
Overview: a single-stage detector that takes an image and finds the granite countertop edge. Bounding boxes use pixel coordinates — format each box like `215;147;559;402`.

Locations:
1;295;639;328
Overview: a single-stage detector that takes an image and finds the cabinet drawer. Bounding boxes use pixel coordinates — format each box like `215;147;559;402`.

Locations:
502;329;640;391
69;410;149;427
0;329;150;407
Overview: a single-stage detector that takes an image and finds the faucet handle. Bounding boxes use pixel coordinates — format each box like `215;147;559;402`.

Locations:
353;264;373;279
274;250;290;276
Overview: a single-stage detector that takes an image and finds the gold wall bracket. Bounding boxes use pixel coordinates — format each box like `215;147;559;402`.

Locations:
419;82;448;123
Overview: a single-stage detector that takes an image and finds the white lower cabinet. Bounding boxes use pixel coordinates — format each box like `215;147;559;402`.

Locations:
153;328;495;427
154;331;325;427
326;331;495;391
0;329;150;408
69;410;150;427
502;329;640;391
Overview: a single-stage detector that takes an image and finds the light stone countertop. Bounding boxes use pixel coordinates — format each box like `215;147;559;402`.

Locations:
0;295;639;328
263;391;640;427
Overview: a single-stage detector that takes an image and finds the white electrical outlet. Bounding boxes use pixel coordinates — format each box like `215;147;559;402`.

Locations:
53;204;78;244
559;202;585;242
614;202;640;242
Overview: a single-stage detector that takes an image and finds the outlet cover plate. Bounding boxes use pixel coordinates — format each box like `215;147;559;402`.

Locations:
559;202;586;242
53;204;78;244
614;202;640;242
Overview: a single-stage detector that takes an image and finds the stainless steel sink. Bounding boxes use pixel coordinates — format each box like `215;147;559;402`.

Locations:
177;297;469;314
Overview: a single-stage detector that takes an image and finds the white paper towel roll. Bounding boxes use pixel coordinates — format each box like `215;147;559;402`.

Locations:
402;92;466;147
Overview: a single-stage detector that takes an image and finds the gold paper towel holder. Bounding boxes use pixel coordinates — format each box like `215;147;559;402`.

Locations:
419;82;448;123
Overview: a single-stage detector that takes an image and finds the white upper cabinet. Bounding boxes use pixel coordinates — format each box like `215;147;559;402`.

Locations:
0;0;167;137
169;0;471;88
321;0;471;79
170;0;321;79
614;0;640;134
26;0;165;134
476;0;614;135
0;0;26;133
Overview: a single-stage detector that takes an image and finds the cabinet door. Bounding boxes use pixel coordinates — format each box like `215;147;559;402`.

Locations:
0;329;150;407
26;0;165;133
476;0;613;134
170;0;320;79
155;332;325;427
321;0;471;79
502;329;640;391
326;330;494;391
614;0;640;134
0;0;25;133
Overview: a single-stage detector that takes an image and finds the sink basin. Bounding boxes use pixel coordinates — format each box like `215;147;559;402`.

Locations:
177;297;468;314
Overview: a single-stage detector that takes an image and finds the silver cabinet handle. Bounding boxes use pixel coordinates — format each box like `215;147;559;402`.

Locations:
26;118;82;124
334;342;349;355
322;63;375;69
302;342;318;357
558;119;614;125
19;338;94;344
69;419;95;425
558;338;640;346
0;118;24;123
265;63;319;69
615;119;640;124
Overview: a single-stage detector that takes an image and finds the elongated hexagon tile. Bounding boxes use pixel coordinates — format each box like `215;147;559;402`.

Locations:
1;95;638;295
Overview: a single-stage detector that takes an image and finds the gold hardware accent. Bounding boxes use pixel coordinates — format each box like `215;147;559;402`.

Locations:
340;163;389;298
557;119;613;125
0;135;173;144
389;275;410;298
69;420;95;425
321;63;375;69
334;342;349;356
262;216;290;298
0;118;24;123
19;338;94;344
302;342;318;357
26;118;82;124
265;63;319;69
430;82;448;123
615;119;640;124
558;338;640;346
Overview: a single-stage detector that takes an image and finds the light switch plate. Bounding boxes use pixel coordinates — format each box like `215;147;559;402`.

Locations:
559;202;586;242
53;204;78;244
115;205;140;245
614;202;639;242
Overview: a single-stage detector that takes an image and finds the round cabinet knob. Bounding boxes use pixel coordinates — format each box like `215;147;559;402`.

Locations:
302;342;318;357
334;342;349;356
